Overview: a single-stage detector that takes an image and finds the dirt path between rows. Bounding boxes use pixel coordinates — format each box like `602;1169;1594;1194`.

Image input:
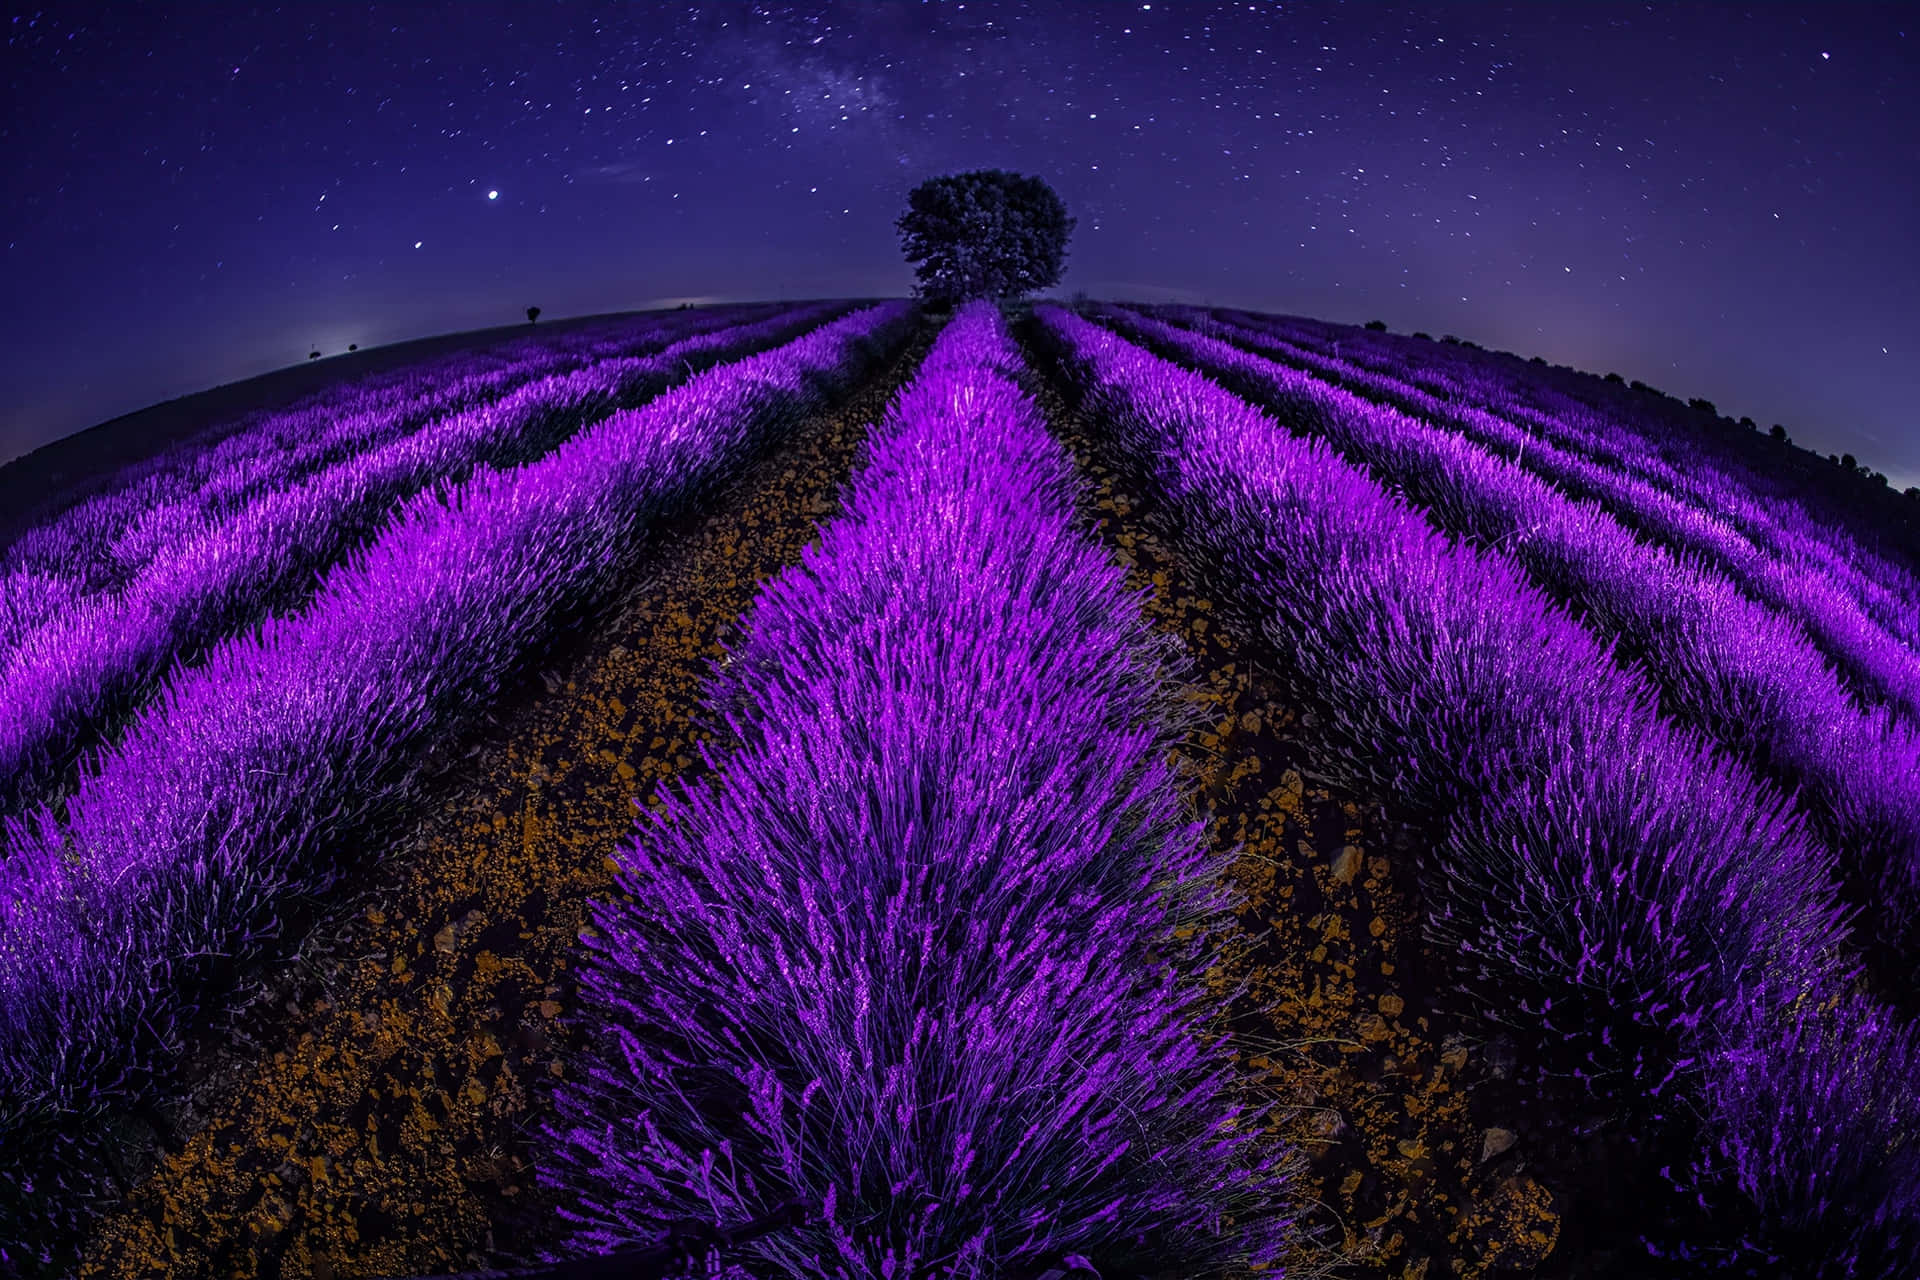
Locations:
1015;325;1563;1280
75;323;934;1280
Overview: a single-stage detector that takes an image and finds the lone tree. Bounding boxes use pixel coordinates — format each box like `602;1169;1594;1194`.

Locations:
526;305;541;325
896;169;1075;305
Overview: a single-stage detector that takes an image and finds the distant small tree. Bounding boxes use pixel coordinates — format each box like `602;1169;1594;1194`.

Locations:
348;343;358;351
1688;397;1718;416
1529;355;1546;364
309;350;321;360
1364;320;1387;332
1870;470;1889;486
527;306;541;325
1770;424;1788;442
1411;331;1432;341
1905;487;1920;502
1830;454;1843;466
1440;334;1461;345
1604;372;1625;384
1738;415;1756;430
896;169;1076;304
1842;453;1858;471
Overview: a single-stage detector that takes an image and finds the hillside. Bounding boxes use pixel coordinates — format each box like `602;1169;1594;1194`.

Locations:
1;299;1916;1280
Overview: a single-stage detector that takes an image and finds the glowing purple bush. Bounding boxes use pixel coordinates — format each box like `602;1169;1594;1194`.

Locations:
542;302;1297;1277
1241;308;1920;655
0;303;846;830
1187;305;1920;728
0;302;910;1263
1690;986;1920;1275
1092;303;1920;980
0;304;787;652
1033;303;1919;1264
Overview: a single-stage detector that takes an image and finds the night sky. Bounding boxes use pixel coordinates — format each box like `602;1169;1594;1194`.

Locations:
4;2;1916;488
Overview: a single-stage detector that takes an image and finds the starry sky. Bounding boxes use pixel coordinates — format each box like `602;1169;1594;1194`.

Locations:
3;1;1916;487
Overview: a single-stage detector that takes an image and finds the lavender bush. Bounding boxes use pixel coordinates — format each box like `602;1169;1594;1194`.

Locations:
1033;303;1918;1268
1685;986;1920;1275
0;302;910;1268
1093;303;1920;986
1188;305;1920;728
542;302;1298;1277
1241;309;1920;653
0;304;789;660
0;303;846;831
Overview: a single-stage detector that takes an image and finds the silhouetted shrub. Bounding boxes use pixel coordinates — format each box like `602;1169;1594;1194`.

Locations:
1770;424;1788;442
1530;355;1546;364
1688;397;1718;416
1364;319;1387;331
1440;333;1461;345
347;343;358;352
1831;454;1843;466
1905;487;1920;501
308;350;321;360
1411;331;1432;340
1842;453;1858;471
526;306;541;325
1739;415;1756;429
896;168;1076;304
1604;372;1625;384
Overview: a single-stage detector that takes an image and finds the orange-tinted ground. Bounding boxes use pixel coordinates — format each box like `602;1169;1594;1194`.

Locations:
1020;346;1561;1280
74;326;934;1279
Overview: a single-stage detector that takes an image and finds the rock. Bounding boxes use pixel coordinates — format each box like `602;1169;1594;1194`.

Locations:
1331;845;1363;883
1480;1127;1517;1162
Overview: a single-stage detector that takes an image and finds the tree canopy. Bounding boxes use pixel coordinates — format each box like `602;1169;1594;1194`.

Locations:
895;169;1075;305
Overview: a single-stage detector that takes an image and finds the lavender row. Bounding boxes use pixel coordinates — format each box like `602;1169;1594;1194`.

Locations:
1097;303;1920;980
542;301;1295;1277
0;303;852;836
0;304;782;617
1231;309;1920;652
1157;306;1920;730
1513;341;1920;604
0;307;736;659
1037;303;1920;1272
1;311;620;576
0;302;911;1265
3;307;729;552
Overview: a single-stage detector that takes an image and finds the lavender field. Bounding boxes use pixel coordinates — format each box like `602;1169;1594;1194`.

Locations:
2;297;1918;1280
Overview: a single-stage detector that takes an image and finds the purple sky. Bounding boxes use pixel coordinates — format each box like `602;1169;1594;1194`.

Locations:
4;1;1915;487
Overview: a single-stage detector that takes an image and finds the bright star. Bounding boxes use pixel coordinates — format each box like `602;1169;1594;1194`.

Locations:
488;190;499;200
